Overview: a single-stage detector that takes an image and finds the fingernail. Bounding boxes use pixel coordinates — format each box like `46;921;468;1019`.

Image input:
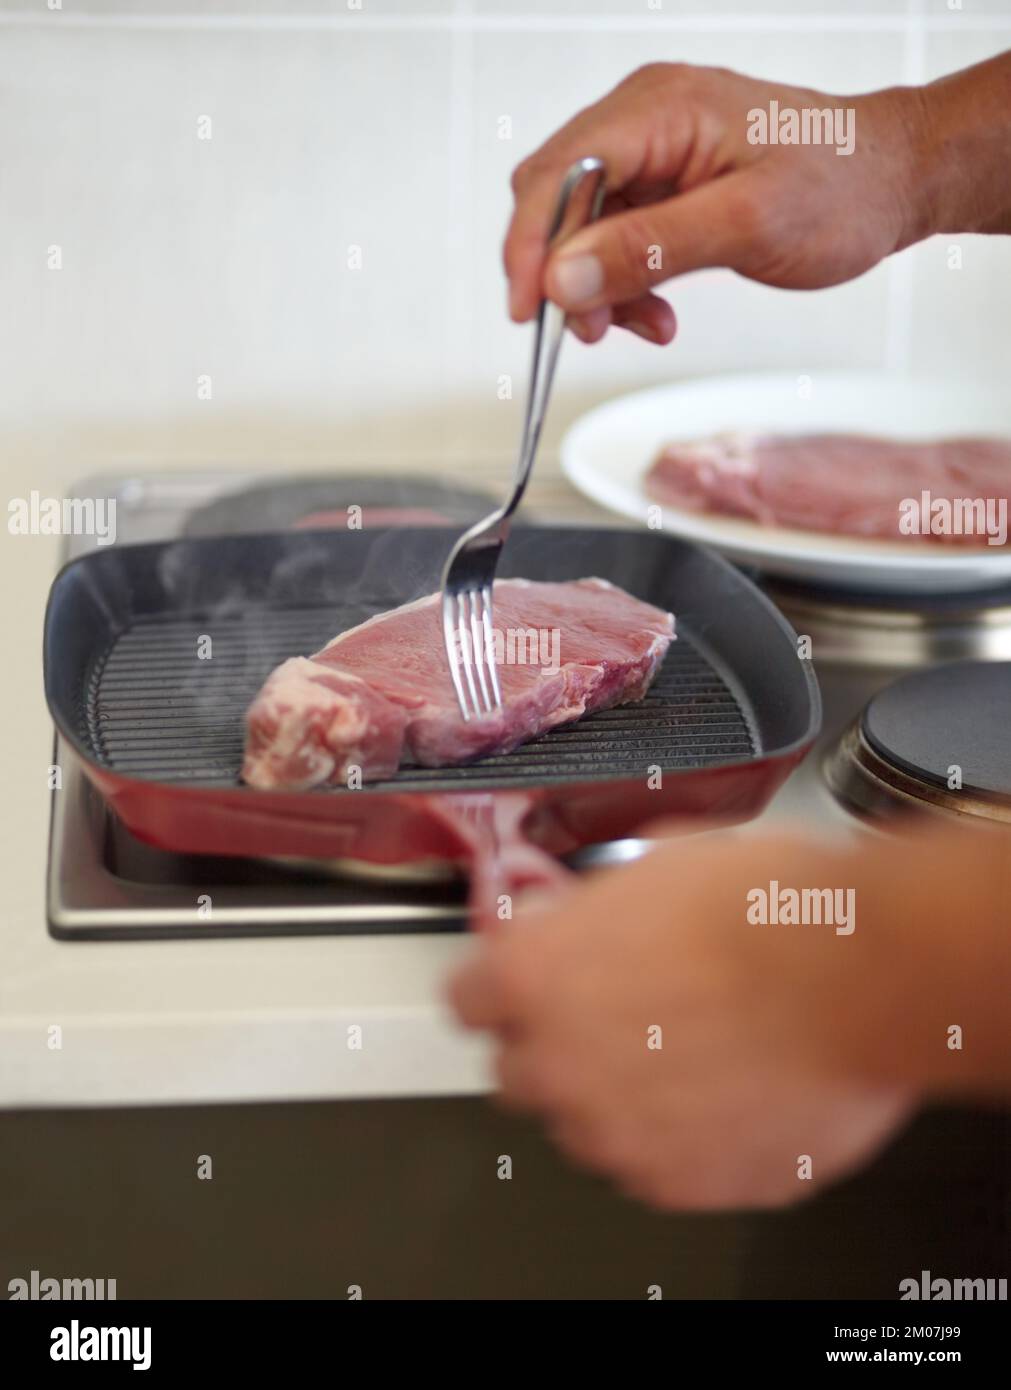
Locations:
508;282;524;320
623;320;657;342
551;253;604;308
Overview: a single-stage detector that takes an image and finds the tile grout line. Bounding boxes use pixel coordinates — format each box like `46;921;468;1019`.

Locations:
443;0;477;461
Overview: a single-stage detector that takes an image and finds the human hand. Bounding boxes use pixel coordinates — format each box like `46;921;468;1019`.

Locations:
449;829;917;1210
505;62;924;345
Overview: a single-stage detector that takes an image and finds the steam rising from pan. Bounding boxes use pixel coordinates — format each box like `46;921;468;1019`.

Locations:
154;526;465;720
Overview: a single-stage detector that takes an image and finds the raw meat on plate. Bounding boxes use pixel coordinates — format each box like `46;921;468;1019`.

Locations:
646;432;1011;545
243;577;675;791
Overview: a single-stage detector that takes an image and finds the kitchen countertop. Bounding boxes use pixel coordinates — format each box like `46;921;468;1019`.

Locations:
0;436;638;1110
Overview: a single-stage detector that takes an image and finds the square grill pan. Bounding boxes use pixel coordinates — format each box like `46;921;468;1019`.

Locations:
44;526;821;865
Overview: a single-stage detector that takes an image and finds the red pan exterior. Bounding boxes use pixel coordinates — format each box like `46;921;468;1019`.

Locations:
80;747;809;869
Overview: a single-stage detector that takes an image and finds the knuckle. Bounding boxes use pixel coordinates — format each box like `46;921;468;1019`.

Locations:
624;61;680;89
509;162;528;194
510;155;546;194
694;63;733;87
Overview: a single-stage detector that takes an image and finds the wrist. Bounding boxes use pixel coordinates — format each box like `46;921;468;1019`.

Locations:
857;83;938;252
901;53;1011;241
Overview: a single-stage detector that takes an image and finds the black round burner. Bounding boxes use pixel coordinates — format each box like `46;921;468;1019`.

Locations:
862;661;1011;802
184;474;496;538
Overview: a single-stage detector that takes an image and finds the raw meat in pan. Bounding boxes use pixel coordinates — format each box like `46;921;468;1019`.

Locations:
646;432;1011;546
243;577;675;790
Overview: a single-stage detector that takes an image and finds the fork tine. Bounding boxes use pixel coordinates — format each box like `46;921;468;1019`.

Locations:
457;593;482;718
442;591;473;722
468;588;493;714
480;584;503;710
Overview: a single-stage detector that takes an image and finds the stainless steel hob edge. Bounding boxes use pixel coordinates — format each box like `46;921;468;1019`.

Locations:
48;470;1004;940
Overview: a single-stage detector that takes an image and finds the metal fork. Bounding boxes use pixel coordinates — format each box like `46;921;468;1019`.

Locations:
441;155;607;721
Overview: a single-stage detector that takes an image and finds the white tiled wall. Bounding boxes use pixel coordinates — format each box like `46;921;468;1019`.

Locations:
1;0;1008;476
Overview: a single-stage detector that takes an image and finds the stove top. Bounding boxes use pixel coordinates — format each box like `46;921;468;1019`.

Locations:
47;471;1011;939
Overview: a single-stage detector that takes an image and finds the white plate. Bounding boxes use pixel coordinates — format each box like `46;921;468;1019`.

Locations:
560;371;1011;593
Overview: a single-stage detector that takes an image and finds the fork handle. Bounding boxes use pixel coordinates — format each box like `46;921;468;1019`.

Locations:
502;156;607;522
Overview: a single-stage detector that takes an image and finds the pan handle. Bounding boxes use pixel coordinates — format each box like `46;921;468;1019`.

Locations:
440;793;574;928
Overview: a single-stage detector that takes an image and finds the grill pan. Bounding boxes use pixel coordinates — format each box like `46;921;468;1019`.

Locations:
43;526;821;873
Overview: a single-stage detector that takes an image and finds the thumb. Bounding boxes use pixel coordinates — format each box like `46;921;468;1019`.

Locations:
544;173;761;311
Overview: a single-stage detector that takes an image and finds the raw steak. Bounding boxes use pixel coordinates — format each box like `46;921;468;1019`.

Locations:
242;577;674;790
646;432;1011;545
